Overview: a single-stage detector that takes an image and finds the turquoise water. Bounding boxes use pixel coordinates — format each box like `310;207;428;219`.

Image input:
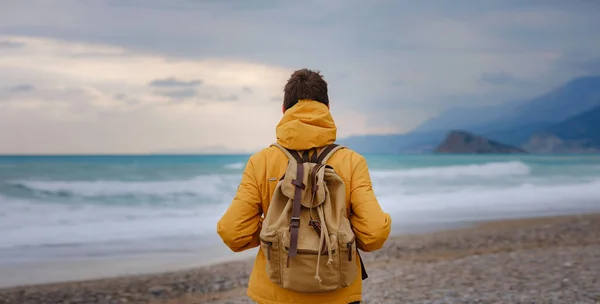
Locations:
1;154;600;262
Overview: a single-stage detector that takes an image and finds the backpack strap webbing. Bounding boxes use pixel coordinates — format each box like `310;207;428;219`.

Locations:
316;144;345;164
271;143;305;260
301;150;310;163
309;148;319;163
358;251;368;280
271;143;303;163
288;160;304;260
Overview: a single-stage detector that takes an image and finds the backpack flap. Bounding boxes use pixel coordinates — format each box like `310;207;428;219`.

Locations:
279;161;311;201
279;162;327;209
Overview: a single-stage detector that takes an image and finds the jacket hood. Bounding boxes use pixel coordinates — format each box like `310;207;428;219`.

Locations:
275;99;337;150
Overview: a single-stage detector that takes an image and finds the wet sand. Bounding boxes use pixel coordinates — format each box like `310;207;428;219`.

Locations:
1;212;600;303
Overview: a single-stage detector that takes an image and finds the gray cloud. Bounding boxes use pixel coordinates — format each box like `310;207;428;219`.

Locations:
114;93;127;101
105;0;285;11
113;93;139;105
8;84;35;93
0;40;25;48
155;88;197;100
3;1;598;77
216;95;239;102
195;93;241;103
150;78;203;100
149;78;203;87
479;73;518;86
152;83;242;102
3;1;598;62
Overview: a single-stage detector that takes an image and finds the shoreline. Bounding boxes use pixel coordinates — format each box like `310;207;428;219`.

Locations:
4;205;599;290
1;211;600;303
0;249;256;290
0;215;479;290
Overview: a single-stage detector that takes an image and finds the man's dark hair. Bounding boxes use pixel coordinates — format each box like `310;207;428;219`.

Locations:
283;69;329;110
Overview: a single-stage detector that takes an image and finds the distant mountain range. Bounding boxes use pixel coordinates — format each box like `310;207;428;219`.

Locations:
523;104;600;153
339;75;600;154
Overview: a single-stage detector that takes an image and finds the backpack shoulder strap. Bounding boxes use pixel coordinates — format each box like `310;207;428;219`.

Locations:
271;142;303;163
316;144;345;164
270;142;305;259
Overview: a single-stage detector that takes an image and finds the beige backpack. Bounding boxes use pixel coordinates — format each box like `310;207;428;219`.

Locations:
259;143;367;293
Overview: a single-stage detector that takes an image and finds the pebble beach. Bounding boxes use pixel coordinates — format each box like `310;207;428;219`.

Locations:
1;213;599;304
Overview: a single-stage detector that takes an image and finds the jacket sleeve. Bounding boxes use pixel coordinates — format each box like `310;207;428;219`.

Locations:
216;156;263;252
349;155;392;252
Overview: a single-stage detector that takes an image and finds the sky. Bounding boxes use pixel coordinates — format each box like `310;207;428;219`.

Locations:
1;0;599;154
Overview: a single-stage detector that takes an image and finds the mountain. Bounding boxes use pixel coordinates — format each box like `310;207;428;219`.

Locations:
414;75;600;136
510;76;600;126
435;131;527;154
523;105;600;153
340;75;600;153
483;121;555;147
413;103;521;134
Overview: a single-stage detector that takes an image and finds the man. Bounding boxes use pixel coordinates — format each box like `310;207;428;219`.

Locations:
217;69;391;304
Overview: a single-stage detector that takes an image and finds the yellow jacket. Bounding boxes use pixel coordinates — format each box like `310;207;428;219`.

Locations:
217;100;392;304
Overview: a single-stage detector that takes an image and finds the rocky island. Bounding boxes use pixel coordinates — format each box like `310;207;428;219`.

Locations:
435;130;527;154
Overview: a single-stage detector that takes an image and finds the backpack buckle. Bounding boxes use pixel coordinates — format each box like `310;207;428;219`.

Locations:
290;216;300;227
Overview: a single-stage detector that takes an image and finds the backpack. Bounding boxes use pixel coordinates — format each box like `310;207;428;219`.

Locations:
259;142;367;293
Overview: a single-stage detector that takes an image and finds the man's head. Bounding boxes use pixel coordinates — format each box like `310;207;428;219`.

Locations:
283;69;329;112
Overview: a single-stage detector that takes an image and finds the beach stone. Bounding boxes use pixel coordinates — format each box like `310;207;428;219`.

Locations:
147;285;172;297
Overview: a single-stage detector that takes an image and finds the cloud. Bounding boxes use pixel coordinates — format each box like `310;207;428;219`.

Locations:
1;1;600;152
150;83;246;103
149;77;203;101
8;84;35;93
149;77;203;87
114;93;127;101
215;94;239;102
479;72;518;86
0;40;24;48
155;88;197;100
112;92;141;106
0;34;292;153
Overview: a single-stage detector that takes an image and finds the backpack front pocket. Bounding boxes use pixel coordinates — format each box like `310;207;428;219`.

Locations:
260;231;282;285
339;234;358;287
281;244;341;293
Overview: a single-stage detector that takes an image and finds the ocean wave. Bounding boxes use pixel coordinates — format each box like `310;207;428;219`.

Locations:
0;194;229;249
3;178;600;250
9;174;240;202
223;162;245;169
379;179;600;214
1;161;535;204
371;161;531;179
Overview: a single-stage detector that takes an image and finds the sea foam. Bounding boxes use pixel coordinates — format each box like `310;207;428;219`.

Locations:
371;161;531;179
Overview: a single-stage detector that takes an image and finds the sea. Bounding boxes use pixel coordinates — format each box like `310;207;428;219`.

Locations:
2;154;600;267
